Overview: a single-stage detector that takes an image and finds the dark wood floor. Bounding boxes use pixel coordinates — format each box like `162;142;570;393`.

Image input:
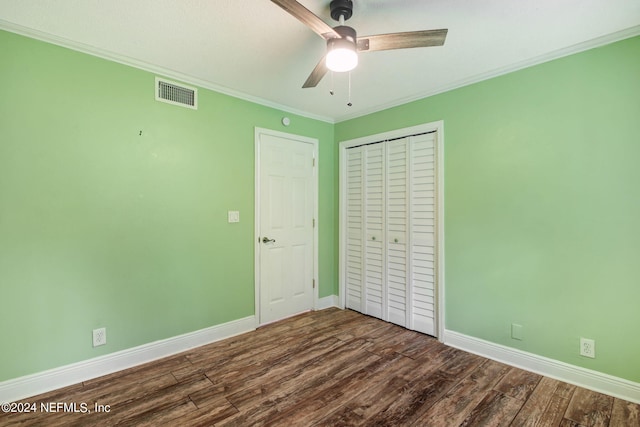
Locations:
2;308;639;426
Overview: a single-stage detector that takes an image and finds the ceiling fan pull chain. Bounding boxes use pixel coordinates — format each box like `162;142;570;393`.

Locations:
330;71;334;96
347;71;353;107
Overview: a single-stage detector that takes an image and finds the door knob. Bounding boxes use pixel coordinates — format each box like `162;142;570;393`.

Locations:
262;237;276;243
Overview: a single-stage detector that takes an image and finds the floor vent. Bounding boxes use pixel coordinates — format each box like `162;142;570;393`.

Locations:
155;77;197;109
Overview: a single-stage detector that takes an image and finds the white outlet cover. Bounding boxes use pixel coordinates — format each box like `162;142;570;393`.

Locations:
93;328;107;347
580;337;595;358
228;211;240;223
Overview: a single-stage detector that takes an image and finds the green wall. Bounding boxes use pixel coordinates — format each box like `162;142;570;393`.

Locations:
0;30;335;381
336;36;640;383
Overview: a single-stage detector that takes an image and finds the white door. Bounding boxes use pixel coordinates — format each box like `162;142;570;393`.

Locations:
256;128;316;325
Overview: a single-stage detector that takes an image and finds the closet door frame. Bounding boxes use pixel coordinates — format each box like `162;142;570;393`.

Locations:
338;120;445;340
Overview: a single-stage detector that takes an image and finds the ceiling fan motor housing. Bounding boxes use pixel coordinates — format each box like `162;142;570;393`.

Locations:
327;25;357;50
330;0;353;21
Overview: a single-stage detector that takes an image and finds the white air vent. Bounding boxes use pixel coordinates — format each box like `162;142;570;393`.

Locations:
155;77;197;109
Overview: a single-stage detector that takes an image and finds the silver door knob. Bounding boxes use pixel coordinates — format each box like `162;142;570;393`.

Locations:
262;237;276;243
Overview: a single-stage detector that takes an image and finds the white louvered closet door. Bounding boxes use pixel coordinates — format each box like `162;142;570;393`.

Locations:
386;139;409;327
344;147;364;312
342;131;438;336
363;143;385;318
409;133;437;335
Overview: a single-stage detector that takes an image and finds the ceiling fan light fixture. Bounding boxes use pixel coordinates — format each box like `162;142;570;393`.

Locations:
326;44;358;72
325;25;358;72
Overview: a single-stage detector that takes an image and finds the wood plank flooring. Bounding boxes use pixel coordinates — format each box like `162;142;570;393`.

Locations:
2;308;638;426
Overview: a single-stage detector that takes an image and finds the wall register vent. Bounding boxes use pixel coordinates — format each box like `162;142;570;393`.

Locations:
155;77;197;109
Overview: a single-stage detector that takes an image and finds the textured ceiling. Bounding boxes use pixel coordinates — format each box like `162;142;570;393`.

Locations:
1;0;639;122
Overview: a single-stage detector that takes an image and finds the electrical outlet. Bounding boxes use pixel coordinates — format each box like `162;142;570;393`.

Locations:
93;328;107;347
580;338;595;358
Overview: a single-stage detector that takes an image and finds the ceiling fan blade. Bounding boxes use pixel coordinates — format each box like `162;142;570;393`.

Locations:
271;0;340;40
302;55;328;88
357;29;448;52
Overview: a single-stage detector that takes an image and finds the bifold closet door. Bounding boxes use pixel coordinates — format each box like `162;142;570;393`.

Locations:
409;133;436;335
344;147;364;312
386;139;409;327
344;143;387;320
343;132;437;336
363;143;385;318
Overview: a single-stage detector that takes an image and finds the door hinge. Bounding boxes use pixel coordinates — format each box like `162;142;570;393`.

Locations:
312;157;316;167
312;279;316;289
312;218;315;228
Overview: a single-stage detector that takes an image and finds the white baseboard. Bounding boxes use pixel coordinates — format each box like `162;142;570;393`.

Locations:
0;316;256;403
443;329;640;404
9;315;636;406
316;295;340;310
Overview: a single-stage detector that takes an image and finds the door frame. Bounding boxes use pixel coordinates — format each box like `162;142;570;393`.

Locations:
338;120;445;340
254;127;319;326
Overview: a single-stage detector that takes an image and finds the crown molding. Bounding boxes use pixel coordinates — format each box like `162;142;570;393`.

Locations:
3;20;639;126
334;25;640;123
0;20;335;124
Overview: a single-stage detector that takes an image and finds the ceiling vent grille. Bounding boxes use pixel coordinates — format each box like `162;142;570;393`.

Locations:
155;77;197;109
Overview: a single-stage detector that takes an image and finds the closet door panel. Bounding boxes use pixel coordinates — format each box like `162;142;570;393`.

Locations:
364;144;385;318
410;133;436;335
386;139;409;326
345;147;364;311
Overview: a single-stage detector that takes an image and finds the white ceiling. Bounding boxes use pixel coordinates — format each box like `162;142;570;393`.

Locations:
1;0;639;122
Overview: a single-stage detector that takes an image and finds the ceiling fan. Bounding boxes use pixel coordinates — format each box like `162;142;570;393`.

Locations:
270;0;448;89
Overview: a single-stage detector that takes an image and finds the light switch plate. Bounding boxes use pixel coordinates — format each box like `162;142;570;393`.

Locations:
511;323;523;341
228;211;240;223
